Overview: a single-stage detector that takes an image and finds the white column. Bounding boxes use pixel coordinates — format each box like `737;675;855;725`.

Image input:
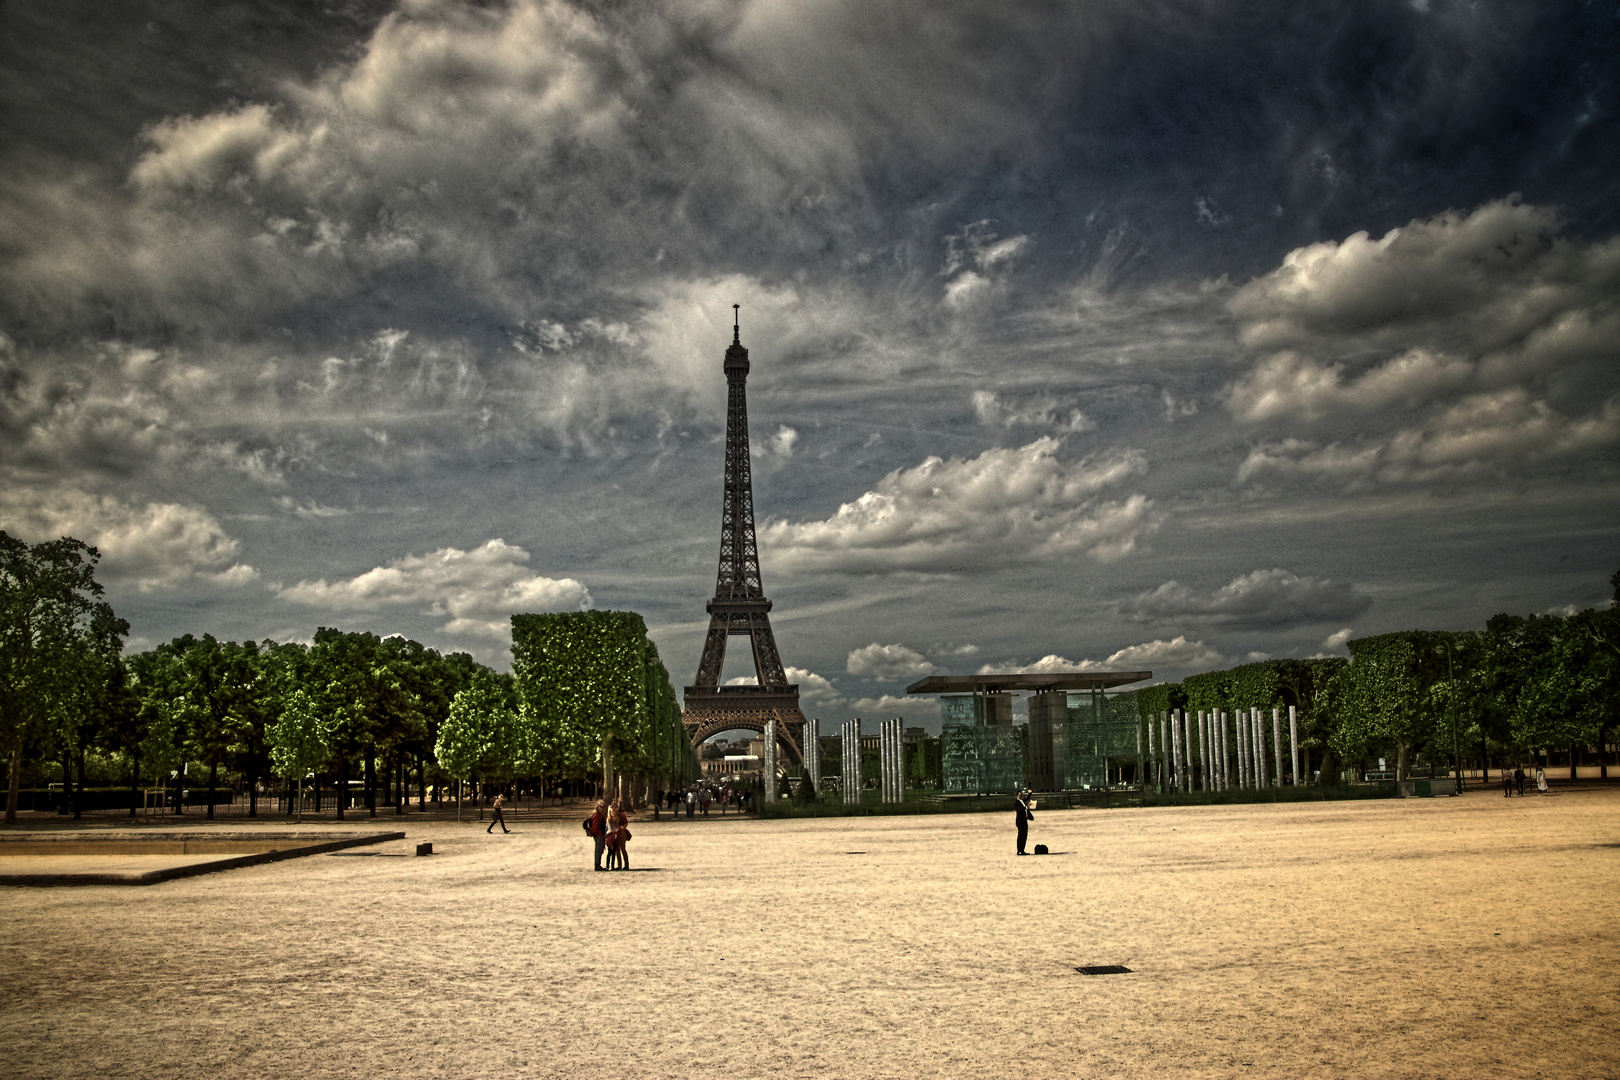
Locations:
1170;709;1183;793
842;719;861;805
1159;712;1169;792
880;717;903;804
1289;705;1300;786
1146;715;1156;791
1232;709;1242;789
1255;708;1267;788
804;717;821;797
764;719;778;802
1239;708;1250;789
1182;710;1195;791
1196;711;1206;791
1218;712;1231;790
1252;708;1263;788
1215;711;1226;791
1272;707;1283;789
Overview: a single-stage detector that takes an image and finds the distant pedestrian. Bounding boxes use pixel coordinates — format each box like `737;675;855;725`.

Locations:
1014;790;1034;856
1514;765;1526;796
487;793;509;834
588;799;608;870
1503;769;1513;798
1535;765;1548;795
700;787;711;816
685;789;695;818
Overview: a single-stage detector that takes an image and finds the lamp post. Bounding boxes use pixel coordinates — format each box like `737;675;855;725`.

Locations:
1439;637;1462;793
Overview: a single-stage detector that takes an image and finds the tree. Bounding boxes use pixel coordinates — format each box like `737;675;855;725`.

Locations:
1329;632;1450;781
0;533;127;825
435;668;514;822
511;611;689;801
268;689;329;823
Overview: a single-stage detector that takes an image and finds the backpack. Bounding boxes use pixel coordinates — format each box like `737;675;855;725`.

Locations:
582;816;594;834
1034;843;1049;855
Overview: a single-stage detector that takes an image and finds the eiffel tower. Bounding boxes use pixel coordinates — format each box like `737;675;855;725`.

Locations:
682;307;806;763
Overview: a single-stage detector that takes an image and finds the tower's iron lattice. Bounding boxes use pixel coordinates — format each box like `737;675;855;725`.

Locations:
683;309;805;763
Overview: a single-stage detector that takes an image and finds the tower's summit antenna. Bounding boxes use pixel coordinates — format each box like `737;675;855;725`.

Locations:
733;303;740;343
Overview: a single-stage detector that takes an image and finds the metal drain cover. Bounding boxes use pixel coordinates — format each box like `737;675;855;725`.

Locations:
1075;965;1133;975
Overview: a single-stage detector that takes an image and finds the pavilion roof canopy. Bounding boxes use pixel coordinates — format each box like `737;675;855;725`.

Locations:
905;671;1152;695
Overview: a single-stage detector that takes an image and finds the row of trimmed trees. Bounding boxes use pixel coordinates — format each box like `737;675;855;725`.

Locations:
1132;572;1620;782
1;532;696;823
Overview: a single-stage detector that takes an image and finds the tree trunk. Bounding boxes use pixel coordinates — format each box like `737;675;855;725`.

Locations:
365;744;376;818
1396;742;1409;783
173;760;185;816
418;754;426;810
336;754;347;820
74;746;86;820
1601;724;1610;780
129;752;140;819
6;737;21;825
248;767;258;818
60;754;72;815
206;759;218;820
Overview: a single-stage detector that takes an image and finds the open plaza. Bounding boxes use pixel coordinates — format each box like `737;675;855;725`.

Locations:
2;785;1616;1080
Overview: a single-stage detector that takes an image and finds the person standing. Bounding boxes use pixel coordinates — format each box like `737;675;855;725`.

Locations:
1014;790;1034;855
1514;764;1526;796
610;798;631;869
588;799;608;870
486;792;510;834
1503;767;1513;798
1535;764;1548;795
685;788;695;818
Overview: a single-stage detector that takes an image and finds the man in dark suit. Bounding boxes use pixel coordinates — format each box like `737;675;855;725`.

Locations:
1015;790;1034;855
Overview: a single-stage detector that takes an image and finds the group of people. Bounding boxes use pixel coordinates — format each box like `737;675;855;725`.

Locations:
657;785;751;818
586;798;632;870
1503;764;1549;797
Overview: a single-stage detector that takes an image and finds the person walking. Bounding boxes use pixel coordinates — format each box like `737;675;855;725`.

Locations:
1514;764;1526;796
1503;768;1513;798
685;788;695;819
1014;789;1034;855
486;792;510;834
588;799;608;871
1535;764;1549;795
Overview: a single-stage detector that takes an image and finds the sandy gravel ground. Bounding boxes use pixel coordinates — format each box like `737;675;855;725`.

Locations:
2;789;1616;1080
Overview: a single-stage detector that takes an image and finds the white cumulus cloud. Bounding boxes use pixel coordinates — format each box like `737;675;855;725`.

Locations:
848;694;941;723
762;437;1156;573
785;666;845;708
845;643;939;681
984;637;1224;675
972;390;1093;432
0;487;256;592
278;539;589;638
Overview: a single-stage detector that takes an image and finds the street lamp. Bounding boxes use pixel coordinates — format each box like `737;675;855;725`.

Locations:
1439;637;1463;793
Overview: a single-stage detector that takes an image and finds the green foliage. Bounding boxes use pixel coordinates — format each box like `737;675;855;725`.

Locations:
510;610;690;784
435;668;515;780
268;688;329;781
0;532;128;820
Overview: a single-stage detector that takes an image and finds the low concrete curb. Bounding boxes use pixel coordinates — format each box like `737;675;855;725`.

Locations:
0;831;406;886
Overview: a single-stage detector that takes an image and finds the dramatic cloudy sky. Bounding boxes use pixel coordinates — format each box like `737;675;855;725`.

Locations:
3;0;1617;731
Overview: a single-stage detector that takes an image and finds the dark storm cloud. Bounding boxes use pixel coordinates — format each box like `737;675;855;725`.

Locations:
0;0;1616;688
